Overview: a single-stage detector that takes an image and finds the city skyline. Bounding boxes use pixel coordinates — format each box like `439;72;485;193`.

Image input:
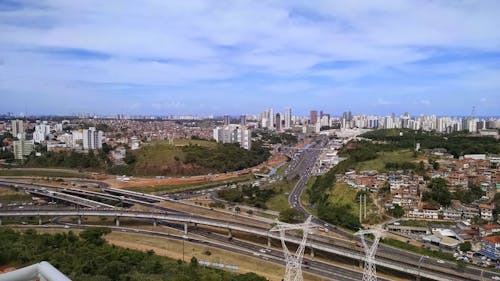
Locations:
1;1;500;115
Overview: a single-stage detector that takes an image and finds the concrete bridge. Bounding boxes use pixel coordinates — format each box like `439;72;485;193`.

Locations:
0;209;473;281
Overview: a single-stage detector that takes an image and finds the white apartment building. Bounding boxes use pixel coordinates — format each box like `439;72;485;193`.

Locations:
33;124;51;143
284;108;292;129
213;125;252;150
13;139;34;160
82;127;103;150
11;119;24;139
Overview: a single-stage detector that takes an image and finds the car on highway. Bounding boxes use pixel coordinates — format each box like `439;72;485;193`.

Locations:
491;276;500;280
436;259;445;264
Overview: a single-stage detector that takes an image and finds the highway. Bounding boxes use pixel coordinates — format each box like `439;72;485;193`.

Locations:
284;138;499;281
1;175;497;280
0;208;484;281
0;180;185;214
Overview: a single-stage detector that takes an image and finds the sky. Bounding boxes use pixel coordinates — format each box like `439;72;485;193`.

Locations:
1;0;500;116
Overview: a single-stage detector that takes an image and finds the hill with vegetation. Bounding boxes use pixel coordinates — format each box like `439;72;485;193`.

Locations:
0;227;266;281
126;140;270;176
360;129;500;157
14;139;270;177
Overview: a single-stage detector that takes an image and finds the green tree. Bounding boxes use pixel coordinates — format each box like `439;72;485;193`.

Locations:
279;208;305;223
389;204;404;218
459;241;471;252
80;227;111;246
423;178;451;207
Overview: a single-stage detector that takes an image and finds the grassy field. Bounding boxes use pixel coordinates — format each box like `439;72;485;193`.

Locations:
265;179;297;212
173;138;217;148
0;169;84;178
105;232;330;281
300;177;318;216
327;183;359;218
132;141;186;175
0;193;32;203
124;174;253;194
355;149;416;172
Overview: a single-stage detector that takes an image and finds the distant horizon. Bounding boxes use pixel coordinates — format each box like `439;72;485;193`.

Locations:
1;110;499;119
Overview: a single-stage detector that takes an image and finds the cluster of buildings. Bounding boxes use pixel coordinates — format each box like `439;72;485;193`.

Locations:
3;120;106;160
338;154;499;223
238;109;499;137
342;113;500;135
339;154;499;263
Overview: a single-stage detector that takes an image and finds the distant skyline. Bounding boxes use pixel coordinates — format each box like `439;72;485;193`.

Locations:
1;1;499;116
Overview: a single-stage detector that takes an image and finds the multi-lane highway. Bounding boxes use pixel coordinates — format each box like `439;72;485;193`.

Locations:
0;208;487;281
1;171;498;280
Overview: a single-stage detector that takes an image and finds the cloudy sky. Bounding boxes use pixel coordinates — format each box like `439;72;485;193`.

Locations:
1;1;499;116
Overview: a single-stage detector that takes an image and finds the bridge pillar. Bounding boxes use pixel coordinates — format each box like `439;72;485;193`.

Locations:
184;223;188;234
153;219;157;227
115;217;120;227
77;216;82;225
0;217;2;225
267;236;271;248
38;217;42;225
310;246;314;258
228;228;232;239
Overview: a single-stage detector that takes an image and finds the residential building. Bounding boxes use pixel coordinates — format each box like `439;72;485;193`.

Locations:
13;139;34;160
213;125;252;150
480;236;500;261
82;127;103;150
33;124;51;143
310;110;318;125
11;119;24;139
284;107;292;129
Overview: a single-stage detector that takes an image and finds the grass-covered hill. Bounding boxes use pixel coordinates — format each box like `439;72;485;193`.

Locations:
128;140;270;176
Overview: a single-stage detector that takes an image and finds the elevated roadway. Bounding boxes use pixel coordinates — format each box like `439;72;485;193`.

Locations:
0;209;487;281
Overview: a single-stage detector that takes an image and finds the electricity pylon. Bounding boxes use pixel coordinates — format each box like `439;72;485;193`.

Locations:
355;227;384;281
270;215;314;281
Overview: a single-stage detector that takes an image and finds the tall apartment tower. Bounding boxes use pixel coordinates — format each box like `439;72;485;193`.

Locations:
223;115;230;126
240;115;247;126
269;108;274;130
284;107;292;129
310;110;318;125
275;113;282;132
82;127;103;150
11;119;24;139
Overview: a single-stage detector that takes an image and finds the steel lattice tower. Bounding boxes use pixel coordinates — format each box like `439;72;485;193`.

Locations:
270;215;314;281
355;228;384;281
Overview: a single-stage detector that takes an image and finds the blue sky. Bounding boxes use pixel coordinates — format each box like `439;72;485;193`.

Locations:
1;1;499;116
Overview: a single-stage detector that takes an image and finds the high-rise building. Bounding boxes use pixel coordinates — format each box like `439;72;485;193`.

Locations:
240;115;246;126
11;119;24;139
33;124;51;143
310;110;318;125
269;108;275;130
82;127;103;150
223;115;230;126
284;108;292;129
13;139;34;160
275;113;282;132
213;125;252;150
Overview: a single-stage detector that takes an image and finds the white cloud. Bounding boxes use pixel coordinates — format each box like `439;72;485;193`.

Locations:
1;0;500;114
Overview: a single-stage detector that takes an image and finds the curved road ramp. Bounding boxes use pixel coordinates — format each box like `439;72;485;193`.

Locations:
0;261;70;281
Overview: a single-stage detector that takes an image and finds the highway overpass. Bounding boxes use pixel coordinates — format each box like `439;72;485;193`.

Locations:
0;209;480;281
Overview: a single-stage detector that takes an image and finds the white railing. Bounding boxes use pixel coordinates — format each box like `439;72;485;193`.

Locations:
0;261;70;281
